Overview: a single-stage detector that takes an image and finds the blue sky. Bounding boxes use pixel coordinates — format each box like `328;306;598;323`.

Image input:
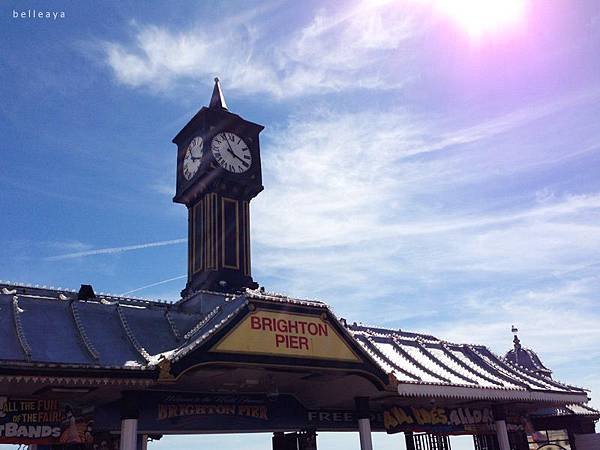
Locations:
1;0;600;448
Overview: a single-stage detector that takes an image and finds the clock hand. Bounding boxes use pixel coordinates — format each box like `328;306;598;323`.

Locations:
224;138;242;159
224;143;249;167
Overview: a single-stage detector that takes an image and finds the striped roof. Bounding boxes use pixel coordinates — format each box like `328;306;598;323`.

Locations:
347;323;589;403
0;282;325;371
531;403;600;418
0;282;591;404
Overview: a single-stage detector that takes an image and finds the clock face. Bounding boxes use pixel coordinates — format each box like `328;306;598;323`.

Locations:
211;132;252;173
182;136;204;180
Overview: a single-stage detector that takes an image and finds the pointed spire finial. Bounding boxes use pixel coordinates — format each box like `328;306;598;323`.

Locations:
209;77;228;110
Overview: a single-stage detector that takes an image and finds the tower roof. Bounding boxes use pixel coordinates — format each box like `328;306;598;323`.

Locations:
209;77;228;110
504;328;553;378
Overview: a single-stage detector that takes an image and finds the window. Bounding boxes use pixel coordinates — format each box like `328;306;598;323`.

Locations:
527;429;570;450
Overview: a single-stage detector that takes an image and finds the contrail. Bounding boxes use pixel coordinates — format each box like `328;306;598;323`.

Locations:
120;275;187;296
45;238;186;261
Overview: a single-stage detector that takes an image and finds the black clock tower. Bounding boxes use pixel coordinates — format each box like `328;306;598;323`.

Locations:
173;78;263;295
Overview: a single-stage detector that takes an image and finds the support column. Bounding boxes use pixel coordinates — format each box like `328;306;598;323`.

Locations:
120;418;138;450
493;406;510;450
404;431;416;450
119;391;140;450
355;397;373;450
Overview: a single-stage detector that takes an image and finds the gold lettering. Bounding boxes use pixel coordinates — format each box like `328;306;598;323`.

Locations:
393;407;413;425
411;407;424;425
420;408;433;424
258;406;268;420
384;411;398;429
434;408;448;425
158;405;168;420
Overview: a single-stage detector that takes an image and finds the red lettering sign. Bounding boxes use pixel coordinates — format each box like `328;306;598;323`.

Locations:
249;314;329;352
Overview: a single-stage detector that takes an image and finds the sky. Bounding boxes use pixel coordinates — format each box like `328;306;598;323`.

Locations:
1;0;600;448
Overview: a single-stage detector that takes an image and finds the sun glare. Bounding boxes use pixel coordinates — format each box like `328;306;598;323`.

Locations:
433;0;527;39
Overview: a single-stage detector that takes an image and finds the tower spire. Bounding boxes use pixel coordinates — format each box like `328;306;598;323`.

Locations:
173;78;264;295
209;77;228;110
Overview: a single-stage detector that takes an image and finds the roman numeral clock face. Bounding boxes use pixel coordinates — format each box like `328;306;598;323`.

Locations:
182;136;204;180
211;132;252;173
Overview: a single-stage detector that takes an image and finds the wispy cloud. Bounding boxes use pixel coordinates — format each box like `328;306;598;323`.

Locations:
249;93;600;380
431;276;600;368
45;238;186;261
254;90;600;250
98;1;420;98
83;0;600;401
415;87;600;157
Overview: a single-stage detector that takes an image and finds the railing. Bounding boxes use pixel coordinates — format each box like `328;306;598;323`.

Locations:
413;433;452;450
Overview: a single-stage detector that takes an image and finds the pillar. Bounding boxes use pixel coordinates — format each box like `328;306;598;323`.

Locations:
567;430;578;450
567;418;597;450
272;432;298;450
120;418;138;450
119;391;140;450
493;406;510;450
404;431;416;450
355;397;373;450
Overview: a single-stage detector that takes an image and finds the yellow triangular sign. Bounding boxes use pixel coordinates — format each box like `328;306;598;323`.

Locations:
211;310;361;362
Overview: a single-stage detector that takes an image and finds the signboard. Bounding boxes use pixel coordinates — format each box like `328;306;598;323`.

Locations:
0;396;94;445
384;406;496;435
211;310;361;362
94;394;522;436
97;393;387;433
95;392;308;433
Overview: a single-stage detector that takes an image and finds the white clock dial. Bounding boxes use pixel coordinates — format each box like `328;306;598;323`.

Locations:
182;136;204;180
211;132;252;173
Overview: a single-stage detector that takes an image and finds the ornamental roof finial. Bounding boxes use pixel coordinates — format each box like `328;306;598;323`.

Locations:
209;77;228;110
512;325;521;350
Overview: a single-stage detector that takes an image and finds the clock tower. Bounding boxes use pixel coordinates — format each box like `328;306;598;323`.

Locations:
173;78;264;295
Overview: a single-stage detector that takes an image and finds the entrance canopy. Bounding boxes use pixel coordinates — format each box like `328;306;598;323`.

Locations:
0;281;591;404
0;281;596;446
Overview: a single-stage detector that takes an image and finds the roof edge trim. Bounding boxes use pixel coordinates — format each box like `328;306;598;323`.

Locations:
396;383;589;403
